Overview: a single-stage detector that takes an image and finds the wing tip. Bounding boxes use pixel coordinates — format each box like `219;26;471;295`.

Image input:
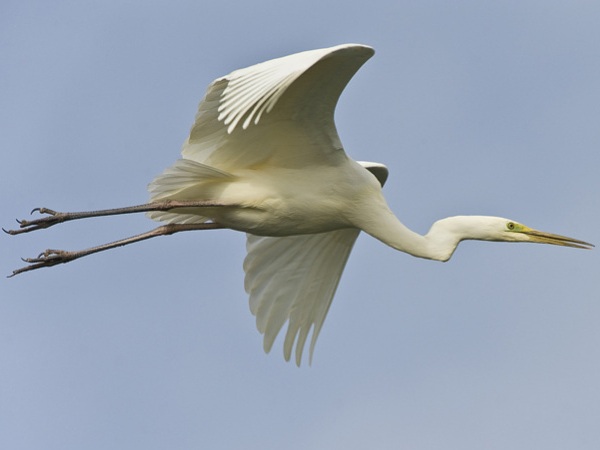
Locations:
216;43;375;134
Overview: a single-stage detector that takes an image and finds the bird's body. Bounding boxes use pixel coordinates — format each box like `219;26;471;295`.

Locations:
7;44;592;365
149;158;378;237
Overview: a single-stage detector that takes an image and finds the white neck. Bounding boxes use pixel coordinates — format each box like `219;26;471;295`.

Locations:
354;200;502;262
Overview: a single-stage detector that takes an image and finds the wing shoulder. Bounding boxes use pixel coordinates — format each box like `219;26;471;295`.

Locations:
358;161;389;187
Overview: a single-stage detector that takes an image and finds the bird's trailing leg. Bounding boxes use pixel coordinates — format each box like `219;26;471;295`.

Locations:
4;200;224;235
8;222;223;277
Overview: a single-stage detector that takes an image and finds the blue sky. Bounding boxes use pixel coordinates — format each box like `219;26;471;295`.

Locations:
1;1;599;449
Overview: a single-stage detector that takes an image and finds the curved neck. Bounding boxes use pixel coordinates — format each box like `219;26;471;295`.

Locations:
360;210;454;261
355;200;495;262
351;197;438;259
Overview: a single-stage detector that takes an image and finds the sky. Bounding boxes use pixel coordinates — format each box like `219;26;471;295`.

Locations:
1;1;599;449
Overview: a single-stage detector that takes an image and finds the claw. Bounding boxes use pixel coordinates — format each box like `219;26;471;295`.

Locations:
4;226;21;235
16;218;32;227
30;207;57;216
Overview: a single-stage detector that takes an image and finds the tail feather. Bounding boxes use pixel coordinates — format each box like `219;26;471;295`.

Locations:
146;158;233;224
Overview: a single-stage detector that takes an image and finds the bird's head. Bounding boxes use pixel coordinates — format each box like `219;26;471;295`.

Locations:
426;216;593;262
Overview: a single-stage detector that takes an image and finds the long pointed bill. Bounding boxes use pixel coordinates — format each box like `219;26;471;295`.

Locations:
520;229;594;250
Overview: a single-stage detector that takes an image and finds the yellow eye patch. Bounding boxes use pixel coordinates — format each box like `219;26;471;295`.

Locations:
506;222;529;232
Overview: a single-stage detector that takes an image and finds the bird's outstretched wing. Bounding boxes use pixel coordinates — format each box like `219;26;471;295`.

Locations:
244;229;360;366
179;44;375;171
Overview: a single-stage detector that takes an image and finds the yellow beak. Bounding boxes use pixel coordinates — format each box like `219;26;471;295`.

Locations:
520;229;594;249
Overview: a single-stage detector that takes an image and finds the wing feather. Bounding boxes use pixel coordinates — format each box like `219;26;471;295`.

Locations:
244;228;360;365
180;44;374;170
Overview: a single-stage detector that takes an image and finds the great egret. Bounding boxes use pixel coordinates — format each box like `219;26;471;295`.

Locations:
6;44;592;365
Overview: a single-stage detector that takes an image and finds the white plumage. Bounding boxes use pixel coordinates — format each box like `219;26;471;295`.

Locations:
8;44;592;365
148;44;384;364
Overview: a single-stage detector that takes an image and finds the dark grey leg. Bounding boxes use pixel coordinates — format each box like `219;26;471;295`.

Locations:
9;222;224;277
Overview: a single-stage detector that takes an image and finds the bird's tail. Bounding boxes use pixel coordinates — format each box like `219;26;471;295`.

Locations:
146;158;233;224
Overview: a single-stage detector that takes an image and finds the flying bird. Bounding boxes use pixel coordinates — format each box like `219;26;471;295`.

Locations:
6;44;593;365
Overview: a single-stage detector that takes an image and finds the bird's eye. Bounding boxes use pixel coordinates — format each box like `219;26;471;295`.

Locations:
507;222;515;230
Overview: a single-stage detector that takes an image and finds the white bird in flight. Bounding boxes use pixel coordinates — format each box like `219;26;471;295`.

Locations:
7;44;592;365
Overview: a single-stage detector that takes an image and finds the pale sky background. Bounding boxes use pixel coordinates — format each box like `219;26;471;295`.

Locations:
1;1;599;449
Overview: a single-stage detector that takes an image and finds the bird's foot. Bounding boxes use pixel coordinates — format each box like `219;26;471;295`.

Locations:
3;208;66;235
9;249;76;277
